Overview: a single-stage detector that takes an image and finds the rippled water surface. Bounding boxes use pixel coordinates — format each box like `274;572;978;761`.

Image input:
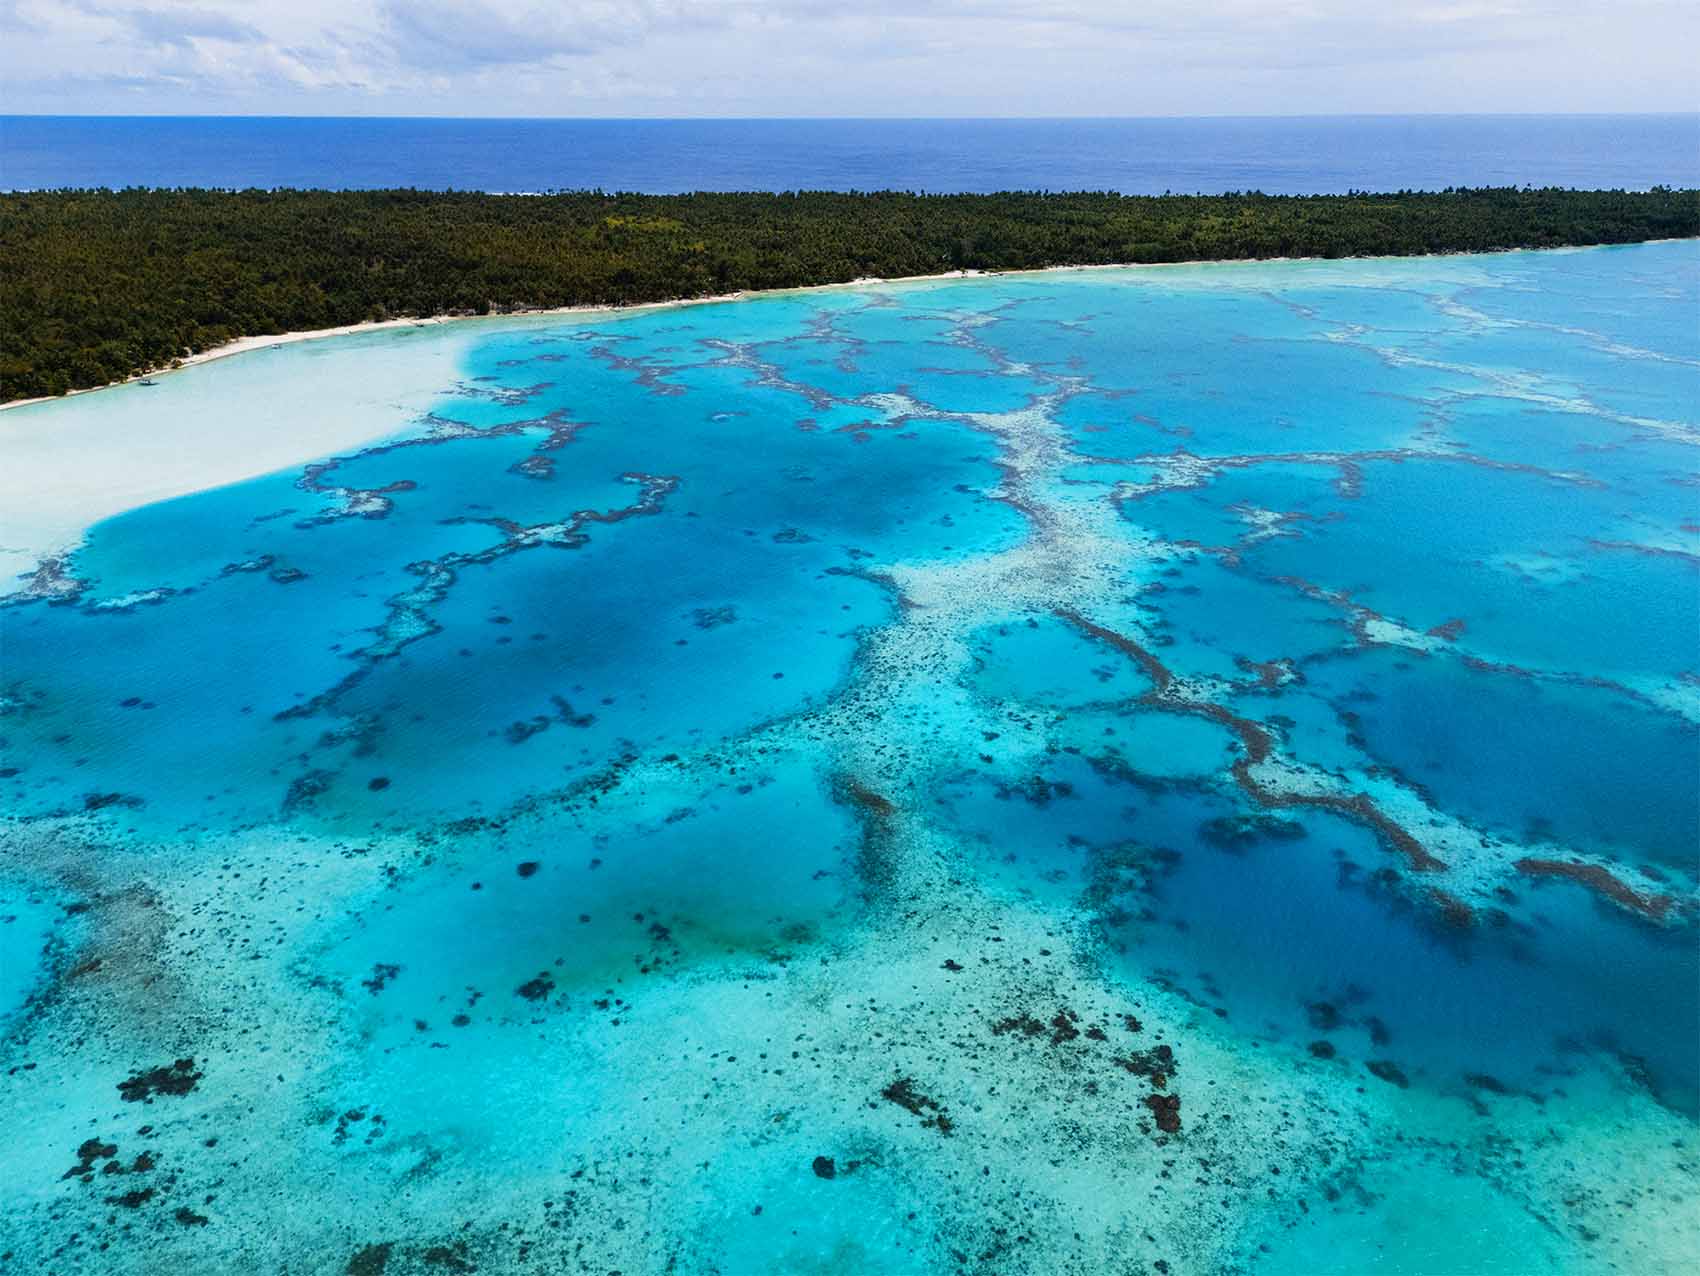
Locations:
3;243;1698;1275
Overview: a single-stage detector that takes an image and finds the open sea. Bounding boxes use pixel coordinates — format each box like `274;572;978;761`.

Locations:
2;240;1697;1273
2;113;1697;193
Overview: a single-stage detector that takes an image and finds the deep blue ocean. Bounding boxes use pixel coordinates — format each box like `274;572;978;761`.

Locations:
2;114;1696;193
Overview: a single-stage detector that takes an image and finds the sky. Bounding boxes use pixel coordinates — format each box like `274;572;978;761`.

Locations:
1;0;1696;118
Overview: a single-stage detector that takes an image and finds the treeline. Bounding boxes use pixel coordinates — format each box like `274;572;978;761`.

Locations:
2;186;1695;401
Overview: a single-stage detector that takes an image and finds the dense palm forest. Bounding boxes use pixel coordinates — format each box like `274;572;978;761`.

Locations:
2;186;1694;401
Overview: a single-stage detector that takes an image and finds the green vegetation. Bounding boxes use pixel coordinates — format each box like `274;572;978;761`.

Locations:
2;186;1694;401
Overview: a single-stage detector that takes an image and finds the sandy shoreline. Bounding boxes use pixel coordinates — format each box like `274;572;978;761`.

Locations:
13;240;1682;413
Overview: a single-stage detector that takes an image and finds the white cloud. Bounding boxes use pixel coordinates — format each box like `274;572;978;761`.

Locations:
1;0;1694;115
118;4;265;48
377;1;694;72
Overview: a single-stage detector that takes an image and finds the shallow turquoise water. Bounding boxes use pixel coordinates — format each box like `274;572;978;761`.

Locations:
2;243;1697;1274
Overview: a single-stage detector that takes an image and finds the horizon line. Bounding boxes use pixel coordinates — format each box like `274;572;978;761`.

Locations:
4;110;1698;123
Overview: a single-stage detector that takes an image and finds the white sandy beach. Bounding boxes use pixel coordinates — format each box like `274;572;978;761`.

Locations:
0;321;477;591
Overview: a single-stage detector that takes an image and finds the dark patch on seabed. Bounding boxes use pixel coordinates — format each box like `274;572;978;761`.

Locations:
2;242;1698;1274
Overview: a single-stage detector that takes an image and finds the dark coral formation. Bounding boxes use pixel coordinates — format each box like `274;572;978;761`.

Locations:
881;1076;954;1135
1366;1060;1411;1088
1513;858;1674;921
515;972;557;1002
117;1059;202;1103
1142;1092;1182;1134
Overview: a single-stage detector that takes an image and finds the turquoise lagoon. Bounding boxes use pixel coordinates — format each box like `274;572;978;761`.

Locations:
2;242;1697;1274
